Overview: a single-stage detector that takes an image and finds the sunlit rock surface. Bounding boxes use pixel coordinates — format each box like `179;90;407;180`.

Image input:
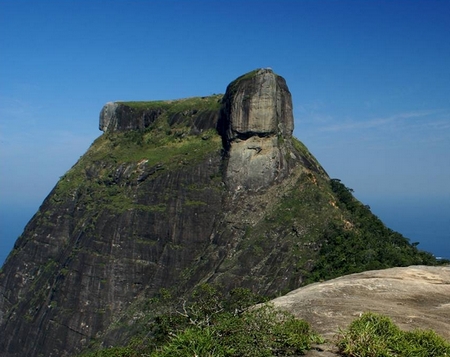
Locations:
272;265;450;356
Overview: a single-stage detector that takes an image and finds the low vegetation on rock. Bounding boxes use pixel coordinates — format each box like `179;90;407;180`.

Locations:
78;286;450;356
337;312;450;357
78;285;322;357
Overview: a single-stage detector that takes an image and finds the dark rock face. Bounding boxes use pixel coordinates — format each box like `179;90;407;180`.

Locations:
0;155;225;357
0;69;436;357
99;99;220;132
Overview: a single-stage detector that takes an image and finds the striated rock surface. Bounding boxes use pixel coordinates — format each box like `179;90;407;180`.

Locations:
272;265;450;356
219;68;293;141
219;68;297;191
99;102;119;131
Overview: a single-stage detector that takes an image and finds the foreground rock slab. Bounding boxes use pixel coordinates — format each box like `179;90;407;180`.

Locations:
272;265;450;343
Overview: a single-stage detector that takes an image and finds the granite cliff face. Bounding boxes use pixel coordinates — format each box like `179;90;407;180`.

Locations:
219;69;296;192
0;69;438;357
99;98;220;132
220;69;293;139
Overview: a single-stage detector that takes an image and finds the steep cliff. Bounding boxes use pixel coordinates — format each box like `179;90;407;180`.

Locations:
219;68;311;192
0;69;437;357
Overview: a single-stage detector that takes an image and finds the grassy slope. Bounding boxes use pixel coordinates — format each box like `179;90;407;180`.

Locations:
118;94;223;111
54;96;223;214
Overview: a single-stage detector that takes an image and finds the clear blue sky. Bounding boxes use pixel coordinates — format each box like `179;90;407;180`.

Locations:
1;0;449;263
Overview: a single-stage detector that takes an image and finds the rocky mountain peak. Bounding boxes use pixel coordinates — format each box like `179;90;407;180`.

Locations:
219;69;297;192
0;69;440;357
98;68;298;193
219;68;294;142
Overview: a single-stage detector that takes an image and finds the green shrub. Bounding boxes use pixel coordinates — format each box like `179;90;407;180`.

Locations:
79;285;320;357
152;304;321;357
78;344;141;357
337;312;450;357
151;327;230;357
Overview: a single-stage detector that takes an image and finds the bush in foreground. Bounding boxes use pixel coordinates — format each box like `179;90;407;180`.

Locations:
80;287;450;357
337;312;450;357
79;285;321;357
152;304;319;357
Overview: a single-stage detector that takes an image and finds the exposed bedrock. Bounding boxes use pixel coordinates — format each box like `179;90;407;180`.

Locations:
219;68;296;191
99;100;220;132
219;68;294;140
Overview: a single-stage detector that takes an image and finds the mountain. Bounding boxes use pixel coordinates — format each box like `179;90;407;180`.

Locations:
0;69;438;357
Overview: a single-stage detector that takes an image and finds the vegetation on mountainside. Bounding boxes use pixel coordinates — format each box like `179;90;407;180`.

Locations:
305;179;439;283
337;312;450;357
53;100;223;214
219;167;441;291
292;137;325;173
78;284;322;357
118;94;223;112
225;170;340;290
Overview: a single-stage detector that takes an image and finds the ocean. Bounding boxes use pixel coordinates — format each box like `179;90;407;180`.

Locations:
361;195;450;261
0;203;38;267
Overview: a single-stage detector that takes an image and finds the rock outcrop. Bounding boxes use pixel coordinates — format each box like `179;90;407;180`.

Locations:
272;265;450;356
219;68;294;141
99;101;119;131
0;69;439;357
219;68;296;191
99;97;221;132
